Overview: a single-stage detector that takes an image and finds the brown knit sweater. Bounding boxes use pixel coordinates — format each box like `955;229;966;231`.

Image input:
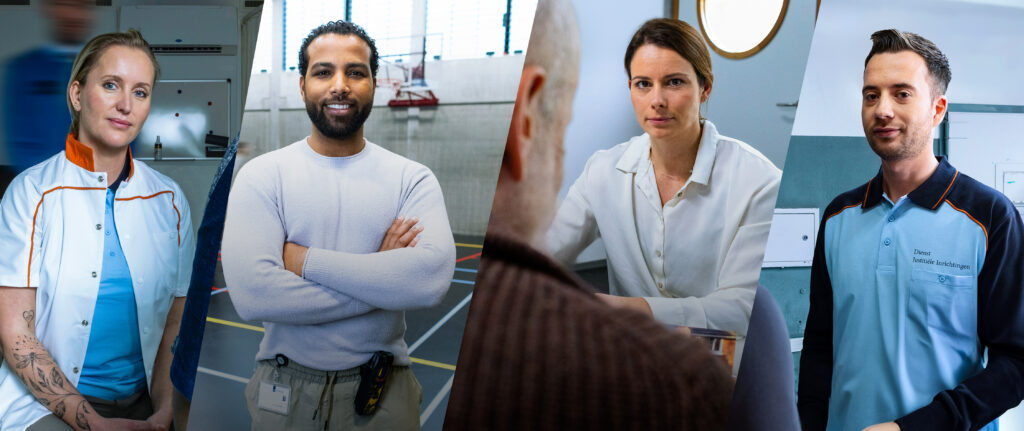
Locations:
444;232;734;430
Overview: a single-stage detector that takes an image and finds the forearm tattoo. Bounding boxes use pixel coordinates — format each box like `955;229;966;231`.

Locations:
6;308;95;431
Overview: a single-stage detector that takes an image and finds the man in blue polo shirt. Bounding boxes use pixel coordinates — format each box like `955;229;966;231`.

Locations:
797;29;1024;431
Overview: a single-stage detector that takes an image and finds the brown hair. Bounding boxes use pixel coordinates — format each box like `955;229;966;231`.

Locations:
624;18;713;89
865;29;950;97
67;28;160;136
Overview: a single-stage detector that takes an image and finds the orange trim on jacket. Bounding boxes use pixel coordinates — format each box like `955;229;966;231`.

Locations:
945;199;989;250
65;133;135;180
116;191;181;245
28;186;105;287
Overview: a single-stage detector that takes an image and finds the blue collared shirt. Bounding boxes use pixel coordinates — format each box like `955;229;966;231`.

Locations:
799;158;1024;431
79;163;147;401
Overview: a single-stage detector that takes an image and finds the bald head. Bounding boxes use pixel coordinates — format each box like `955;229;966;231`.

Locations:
525;0;580;118
490;0;580;246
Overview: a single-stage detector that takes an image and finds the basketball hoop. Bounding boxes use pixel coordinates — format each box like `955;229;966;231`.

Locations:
375;77;403;97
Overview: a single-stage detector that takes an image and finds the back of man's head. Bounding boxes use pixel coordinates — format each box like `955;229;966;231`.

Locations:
524;0;580;119
489;0;580;245
865;29;950;97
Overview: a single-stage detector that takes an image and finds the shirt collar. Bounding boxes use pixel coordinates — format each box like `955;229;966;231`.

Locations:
109;152;132;191
614;120;720;186
863;156;958;210
66;133;135;182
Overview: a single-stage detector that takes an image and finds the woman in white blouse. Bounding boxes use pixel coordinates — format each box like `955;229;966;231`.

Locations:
547;18;781;335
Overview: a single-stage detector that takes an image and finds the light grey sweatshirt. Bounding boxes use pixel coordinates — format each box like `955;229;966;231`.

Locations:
222;138;455;370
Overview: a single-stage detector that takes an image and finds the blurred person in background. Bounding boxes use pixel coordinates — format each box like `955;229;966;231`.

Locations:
3;0;95;192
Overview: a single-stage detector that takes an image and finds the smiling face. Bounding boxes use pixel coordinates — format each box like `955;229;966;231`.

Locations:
69;45;154;153
628;44;710;143
300;33;375;142
861;51;947;162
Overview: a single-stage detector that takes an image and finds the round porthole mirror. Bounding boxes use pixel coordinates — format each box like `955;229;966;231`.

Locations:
696;0;789;59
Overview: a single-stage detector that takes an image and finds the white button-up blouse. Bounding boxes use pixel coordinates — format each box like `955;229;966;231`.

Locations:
0;135;194;430
546;121;780;335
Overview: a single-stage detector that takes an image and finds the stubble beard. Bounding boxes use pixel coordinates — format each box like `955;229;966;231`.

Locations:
866;123;931;163
305;98;373;141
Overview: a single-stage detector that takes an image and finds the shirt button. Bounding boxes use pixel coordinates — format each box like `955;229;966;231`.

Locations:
95;224;102;230
887;216;895;222
938;275;947;283
73;367;79;374
883;238;891;246
657;282;664;290
91;271;97;278
655;250;662;257
82;320;89;326
109;252;115;257
97;176;104;183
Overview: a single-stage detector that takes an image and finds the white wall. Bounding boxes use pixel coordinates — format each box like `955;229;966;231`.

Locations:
792;0;1024;138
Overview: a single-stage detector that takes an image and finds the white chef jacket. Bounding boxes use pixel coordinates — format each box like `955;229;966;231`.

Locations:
0;134;194;430
547;121;780;335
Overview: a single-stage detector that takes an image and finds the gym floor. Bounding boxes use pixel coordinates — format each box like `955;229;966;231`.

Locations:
186;234;482;430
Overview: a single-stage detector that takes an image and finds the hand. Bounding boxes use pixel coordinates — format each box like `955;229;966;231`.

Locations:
145;408;174;431
862;422;900;431
91;416;163;431
282;242;309;277
595;293;653;316
379;217;423;251
675;326;692;336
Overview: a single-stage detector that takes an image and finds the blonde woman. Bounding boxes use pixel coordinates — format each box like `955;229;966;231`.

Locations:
0;29;193;431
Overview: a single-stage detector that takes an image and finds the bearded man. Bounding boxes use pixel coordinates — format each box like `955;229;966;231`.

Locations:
221;20;455;431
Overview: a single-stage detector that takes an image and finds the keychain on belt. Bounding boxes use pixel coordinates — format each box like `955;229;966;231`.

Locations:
354;351;394;416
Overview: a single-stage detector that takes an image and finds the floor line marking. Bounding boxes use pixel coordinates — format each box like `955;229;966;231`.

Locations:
454;242;482;249
204;318;459;371
410;357;457;371
207;316;264;332
198;366;249;384
455;252;482;263
454;268;477;274
420;374;455;425
211;288;229;296
409;293;473;354
451;279;474;286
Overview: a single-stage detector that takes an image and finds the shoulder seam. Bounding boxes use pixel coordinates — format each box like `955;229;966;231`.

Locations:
931;170;959;210
29;186;106;286
944;198;988;251
116;190;181;245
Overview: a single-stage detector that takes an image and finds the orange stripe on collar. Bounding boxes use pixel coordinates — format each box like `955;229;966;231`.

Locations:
65;133;94;171
65;133;135;179
125;145;135;181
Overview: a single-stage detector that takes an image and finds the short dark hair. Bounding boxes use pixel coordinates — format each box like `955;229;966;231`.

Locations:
865;29;950;97
624;18;712;88
298;20;378;78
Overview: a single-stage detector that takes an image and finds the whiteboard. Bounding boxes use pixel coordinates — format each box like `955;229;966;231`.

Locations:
947;111;1024;215
134;79;231;159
